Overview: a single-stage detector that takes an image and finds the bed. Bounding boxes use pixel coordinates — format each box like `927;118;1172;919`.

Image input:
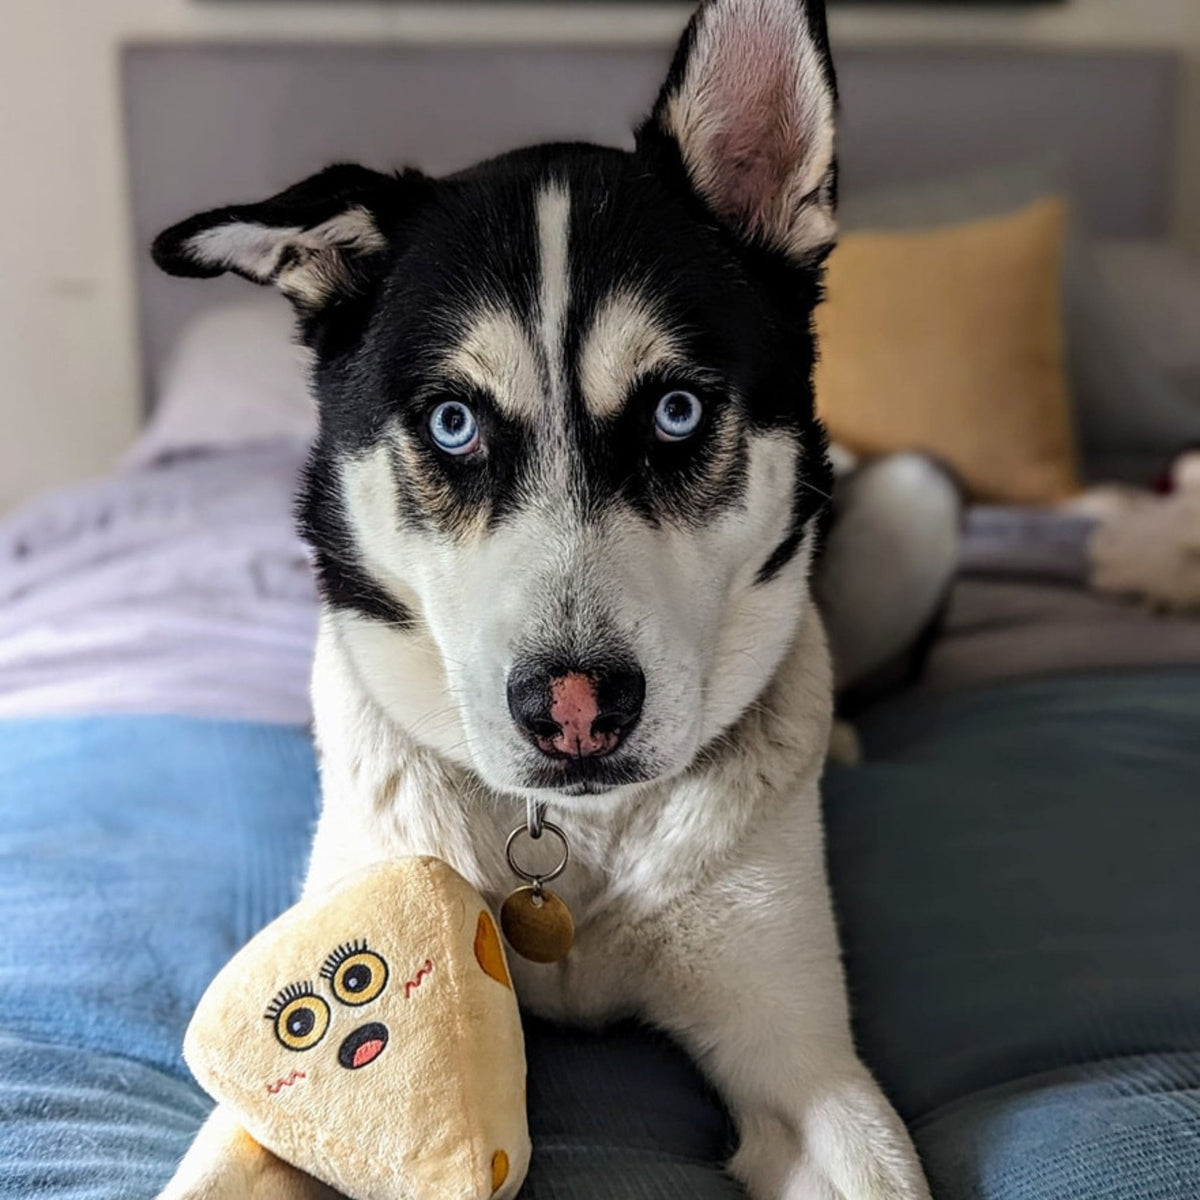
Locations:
3;40;1200;1200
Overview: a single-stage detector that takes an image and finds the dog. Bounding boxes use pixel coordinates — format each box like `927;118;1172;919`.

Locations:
153;1;932;1196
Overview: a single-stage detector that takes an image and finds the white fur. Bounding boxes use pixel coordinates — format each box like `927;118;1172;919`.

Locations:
185;221;304;280
536;182;572;404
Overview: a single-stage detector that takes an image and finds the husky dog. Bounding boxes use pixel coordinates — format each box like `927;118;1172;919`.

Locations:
153;1;931;1196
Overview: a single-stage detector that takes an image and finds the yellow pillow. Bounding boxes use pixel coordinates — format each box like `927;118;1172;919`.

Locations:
815;197;1079;503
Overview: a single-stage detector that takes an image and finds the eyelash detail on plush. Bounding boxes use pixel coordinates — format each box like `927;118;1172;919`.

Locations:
320;939;369;982
264;980;317;1021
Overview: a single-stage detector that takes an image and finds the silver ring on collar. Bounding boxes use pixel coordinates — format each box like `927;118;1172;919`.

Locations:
505;820;569;885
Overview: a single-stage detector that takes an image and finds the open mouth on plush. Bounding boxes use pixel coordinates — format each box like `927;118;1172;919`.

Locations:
337;1021;388;1070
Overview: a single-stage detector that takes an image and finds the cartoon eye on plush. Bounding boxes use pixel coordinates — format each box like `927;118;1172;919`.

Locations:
255;915;509;1109
265;983;330;1052
263;940;398;1080
322;940;390;1006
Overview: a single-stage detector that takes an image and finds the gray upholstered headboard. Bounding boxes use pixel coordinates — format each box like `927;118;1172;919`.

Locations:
124;42;1181;409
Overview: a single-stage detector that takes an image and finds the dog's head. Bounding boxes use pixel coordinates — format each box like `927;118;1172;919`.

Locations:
153;0;837;802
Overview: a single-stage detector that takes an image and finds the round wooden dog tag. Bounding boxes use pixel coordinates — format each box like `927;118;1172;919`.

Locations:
500;886;575;964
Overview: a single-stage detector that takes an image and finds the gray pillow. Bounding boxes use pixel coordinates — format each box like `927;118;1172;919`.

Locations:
838;164;1200;485
1095;240;1200;418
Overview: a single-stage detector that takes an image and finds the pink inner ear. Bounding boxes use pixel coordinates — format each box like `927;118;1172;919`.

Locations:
671;1;832;248
706;18;816;234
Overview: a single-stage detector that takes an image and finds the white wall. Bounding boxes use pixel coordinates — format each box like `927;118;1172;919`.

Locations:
2;0;1199;514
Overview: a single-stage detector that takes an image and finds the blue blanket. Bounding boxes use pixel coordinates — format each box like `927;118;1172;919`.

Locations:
2;671;1199;1199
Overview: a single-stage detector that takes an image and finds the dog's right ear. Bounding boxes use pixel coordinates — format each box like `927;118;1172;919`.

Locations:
152;164;430;313
638;0;838;265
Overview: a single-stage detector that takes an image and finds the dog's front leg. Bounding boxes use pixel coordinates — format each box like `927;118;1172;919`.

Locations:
639;851;930;1198
157;1104;341;1200
649;956;928;1199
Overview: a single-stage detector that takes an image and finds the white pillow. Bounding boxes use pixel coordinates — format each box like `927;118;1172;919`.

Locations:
127;298;315;466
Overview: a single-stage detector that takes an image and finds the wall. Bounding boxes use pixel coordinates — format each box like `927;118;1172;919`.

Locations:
2;0;1199;513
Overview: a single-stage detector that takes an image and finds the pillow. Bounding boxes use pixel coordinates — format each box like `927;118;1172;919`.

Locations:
1067;238;1200;485
127;298;315;467
840;164;1197;487
815;197;1079;504
1095;242;1200;392
1092;240;1200;456
838;159;1063;234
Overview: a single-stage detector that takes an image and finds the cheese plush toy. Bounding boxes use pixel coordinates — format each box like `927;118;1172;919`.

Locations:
177;857;530;1200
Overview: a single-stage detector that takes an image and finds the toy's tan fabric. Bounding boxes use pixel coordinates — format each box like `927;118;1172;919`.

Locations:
184;857;529;1200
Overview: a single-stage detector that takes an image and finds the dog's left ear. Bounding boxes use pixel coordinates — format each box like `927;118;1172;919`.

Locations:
639;0;837;264
152;164;429;313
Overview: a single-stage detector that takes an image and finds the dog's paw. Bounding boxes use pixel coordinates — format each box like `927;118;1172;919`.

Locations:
805;1073;931;1200
730;1109;837;1200
731;1077;931;1200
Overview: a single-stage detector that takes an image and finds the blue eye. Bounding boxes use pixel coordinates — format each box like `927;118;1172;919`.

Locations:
653;390;703;442
429;401;480;455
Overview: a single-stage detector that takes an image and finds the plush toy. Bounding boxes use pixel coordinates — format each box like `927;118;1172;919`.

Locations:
1067;448;1200;613
181;856;530;1200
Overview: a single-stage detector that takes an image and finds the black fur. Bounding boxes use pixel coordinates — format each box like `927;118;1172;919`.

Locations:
152;1;837;625
296;452;414;629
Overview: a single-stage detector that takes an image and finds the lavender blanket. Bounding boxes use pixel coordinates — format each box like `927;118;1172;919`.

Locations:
0;443;316;724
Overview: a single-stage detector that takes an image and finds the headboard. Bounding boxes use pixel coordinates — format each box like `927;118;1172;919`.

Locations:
124;42;1181;409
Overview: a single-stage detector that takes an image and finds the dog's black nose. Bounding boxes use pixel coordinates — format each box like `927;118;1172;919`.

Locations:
507;664;645;758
